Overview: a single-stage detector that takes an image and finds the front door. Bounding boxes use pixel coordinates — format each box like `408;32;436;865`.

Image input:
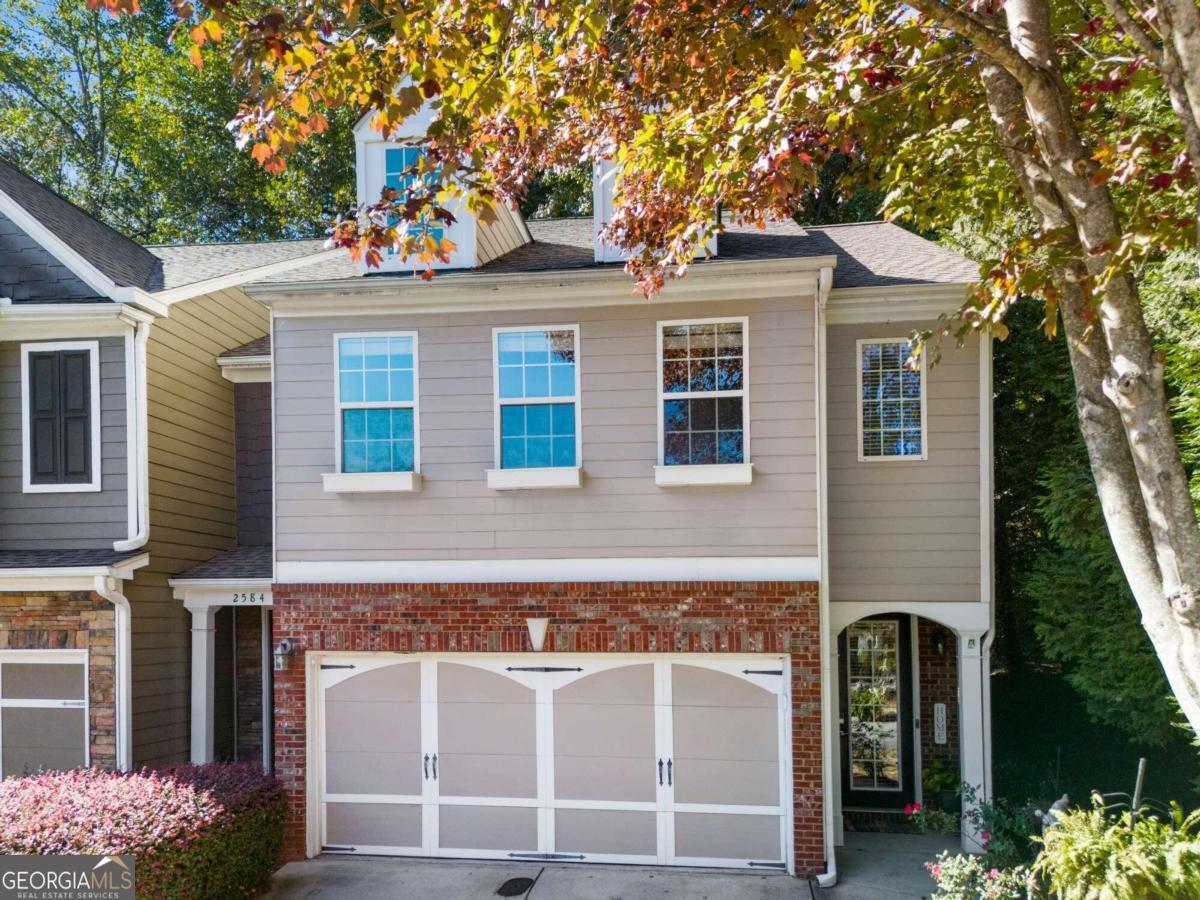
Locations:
838;616;915;810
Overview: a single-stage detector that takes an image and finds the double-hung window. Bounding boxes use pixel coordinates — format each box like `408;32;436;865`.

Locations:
656;318;751;485
335;333;419;475
21;340;101;493
385;146;444;250
489;326;581;489
857;338;926;461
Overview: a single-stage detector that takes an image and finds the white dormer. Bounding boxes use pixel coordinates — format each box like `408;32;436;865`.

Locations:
592;161;718;264
354;106;530;273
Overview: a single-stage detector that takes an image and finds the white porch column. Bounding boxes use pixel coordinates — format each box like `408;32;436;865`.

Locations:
186;604;218;764
958;629;989;853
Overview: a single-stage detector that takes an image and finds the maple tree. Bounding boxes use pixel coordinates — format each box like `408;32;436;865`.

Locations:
91;0;1200;735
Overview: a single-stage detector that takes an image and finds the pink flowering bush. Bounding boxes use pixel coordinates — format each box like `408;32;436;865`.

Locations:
925;851;1040;899
0;763;285;899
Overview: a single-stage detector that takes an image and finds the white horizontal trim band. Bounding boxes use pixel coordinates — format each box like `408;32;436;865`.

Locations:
278;556;819;584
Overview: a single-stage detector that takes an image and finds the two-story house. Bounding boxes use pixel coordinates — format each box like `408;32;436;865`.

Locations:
171;110;991;882
0;159;333;775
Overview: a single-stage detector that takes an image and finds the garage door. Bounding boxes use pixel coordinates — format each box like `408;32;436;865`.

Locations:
316;655;790;870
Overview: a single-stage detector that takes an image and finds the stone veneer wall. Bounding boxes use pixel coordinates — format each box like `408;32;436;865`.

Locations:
917;620;960;772
272;581;825;877
0;590;117;769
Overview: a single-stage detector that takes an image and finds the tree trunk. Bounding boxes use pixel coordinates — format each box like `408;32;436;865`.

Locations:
976;0;1200;730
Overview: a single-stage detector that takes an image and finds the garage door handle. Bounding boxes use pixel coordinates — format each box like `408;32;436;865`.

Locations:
667;759;673;786
432;754;438;780
423;754;429;780
658;759;663;786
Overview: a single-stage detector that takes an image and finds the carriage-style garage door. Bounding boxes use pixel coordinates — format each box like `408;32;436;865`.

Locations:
316;655;791;870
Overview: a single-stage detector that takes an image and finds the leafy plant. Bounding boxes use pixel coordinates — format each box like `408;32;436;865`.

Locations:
907;801;961;836
925;852;1039;900
924;760;962;795
1035;794;1200;899
960;786;1043;870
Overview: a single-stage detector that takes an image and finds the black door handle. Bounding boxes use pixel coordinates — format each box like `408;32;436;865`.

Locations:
667;759;673;786
423;754;429;779
432;753;438;780
658;759;663;786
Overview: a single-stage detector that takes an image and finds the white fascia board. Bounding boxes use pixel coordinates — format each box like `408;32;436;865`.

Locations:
825;283;971;324
0;552;150;591
0;300;154;339
217;356;272;383
827;600;990;635
276;556;820;584
250;256;837;317
170;579;273;608
151;249;344;306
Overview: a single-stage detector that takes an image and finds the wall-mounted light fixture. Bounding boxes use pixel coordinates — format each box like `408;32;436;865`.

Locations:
526;618;550;652
273;637;295;671
935;634;946;657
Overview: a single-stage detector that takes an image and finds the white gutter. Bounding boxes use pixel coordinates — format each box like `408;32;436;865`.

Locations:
115;315;151;552
813;265;839;889
92;575;133;772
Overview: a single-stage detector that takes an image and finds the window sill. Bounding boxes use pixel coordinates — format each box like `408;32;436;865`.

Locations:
486;467;583;491
321;471;422;494
654;463;754;487
22;481;102;494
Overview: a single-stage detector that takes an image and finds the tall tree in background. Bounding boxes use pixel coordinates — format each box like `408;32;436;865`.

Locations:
95;0;1200;732
0;0;355;241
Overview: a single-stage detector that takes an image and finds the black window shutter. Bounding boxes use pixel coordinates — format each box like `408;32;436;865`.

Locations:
28;349;92;485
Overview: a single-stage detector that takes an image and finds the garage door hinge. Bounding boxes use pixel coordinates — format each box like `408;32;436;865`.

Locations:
742;669;783;676
320;664;356;670
504;666;583;673
322;846;356;853
507;852;585;860
748;861;787;869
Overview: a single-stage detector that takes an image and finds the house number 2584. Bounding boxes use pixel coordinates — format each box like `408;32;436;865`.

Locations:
231;592;268;605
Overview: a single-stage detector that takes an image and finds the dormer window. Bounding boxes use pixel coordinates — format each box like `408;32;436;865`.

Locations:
385;147;444;249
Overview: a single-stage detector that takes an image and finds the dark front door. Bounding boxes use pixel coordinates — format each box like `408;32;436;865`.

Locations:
839;615;915;810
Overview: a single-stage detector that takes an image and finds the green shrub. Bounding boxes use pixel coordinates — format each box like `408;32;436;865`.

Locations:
925;851;1039;899
1035;795;1200;899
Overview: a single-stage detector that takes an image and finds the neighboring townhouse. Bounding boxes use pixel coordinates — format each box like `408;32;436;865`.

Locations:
0;160;335;774
169;111;991;882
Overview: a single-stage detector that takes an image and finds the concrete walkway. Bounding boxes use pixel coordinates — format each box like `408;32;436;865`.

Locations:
264;833;952;899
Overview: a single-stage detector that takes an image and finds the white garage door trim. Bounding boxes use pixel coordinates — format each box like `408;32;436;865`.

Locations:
0;649;90;778
308;652;793;872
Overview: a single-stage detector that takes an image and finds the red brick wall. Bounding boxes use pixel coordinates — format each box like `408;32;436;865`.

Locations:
272;580;824;877
0;591;117;769
917;620;959;771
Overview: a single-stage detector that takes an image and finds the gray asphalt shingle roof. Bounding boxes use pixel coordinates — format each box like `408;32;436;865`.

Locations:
0;549;146;570
0;159;161;291
173;546;272;581
219;336;272;360
248;218;977;290
146;239;329;291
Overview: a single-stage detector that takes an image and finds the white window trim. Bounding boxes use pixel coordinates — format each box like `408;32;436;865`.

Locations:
0;649;90;773
855;337;929;463
20;340;103;493
489;324;583;489
655;315;751;470
328;331;422;489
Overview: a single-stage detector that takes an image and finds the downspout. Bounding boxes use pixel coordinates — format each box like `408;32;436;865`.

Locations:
813;266;839;889
93;575;132;772
115;316;151;552
978;332;996;802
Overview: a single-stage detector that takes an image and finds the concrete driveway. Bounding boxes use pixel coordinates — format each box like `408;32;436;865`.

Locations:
263;833;950;900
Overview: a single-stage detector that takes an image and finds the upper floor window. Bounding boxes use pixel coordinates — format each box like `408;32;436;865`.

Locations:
385;147;444;249
335;334;419;474
21;341;101;493
494;326;580;469
858;339;926;461
658;318;748;466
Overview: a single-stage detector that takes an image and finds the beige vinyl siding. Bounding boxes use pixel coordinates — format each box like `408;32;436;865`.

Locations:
0;337;128;548
475;204;528;265
827;321;982;603
274;295;816;561
126;286;268;766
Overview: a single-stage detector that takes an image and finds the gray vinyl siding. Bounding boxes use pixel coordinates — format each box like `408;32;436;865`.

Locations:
0;337;128;549
274;296;817;561
827;322;982;603
0;214;107;302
